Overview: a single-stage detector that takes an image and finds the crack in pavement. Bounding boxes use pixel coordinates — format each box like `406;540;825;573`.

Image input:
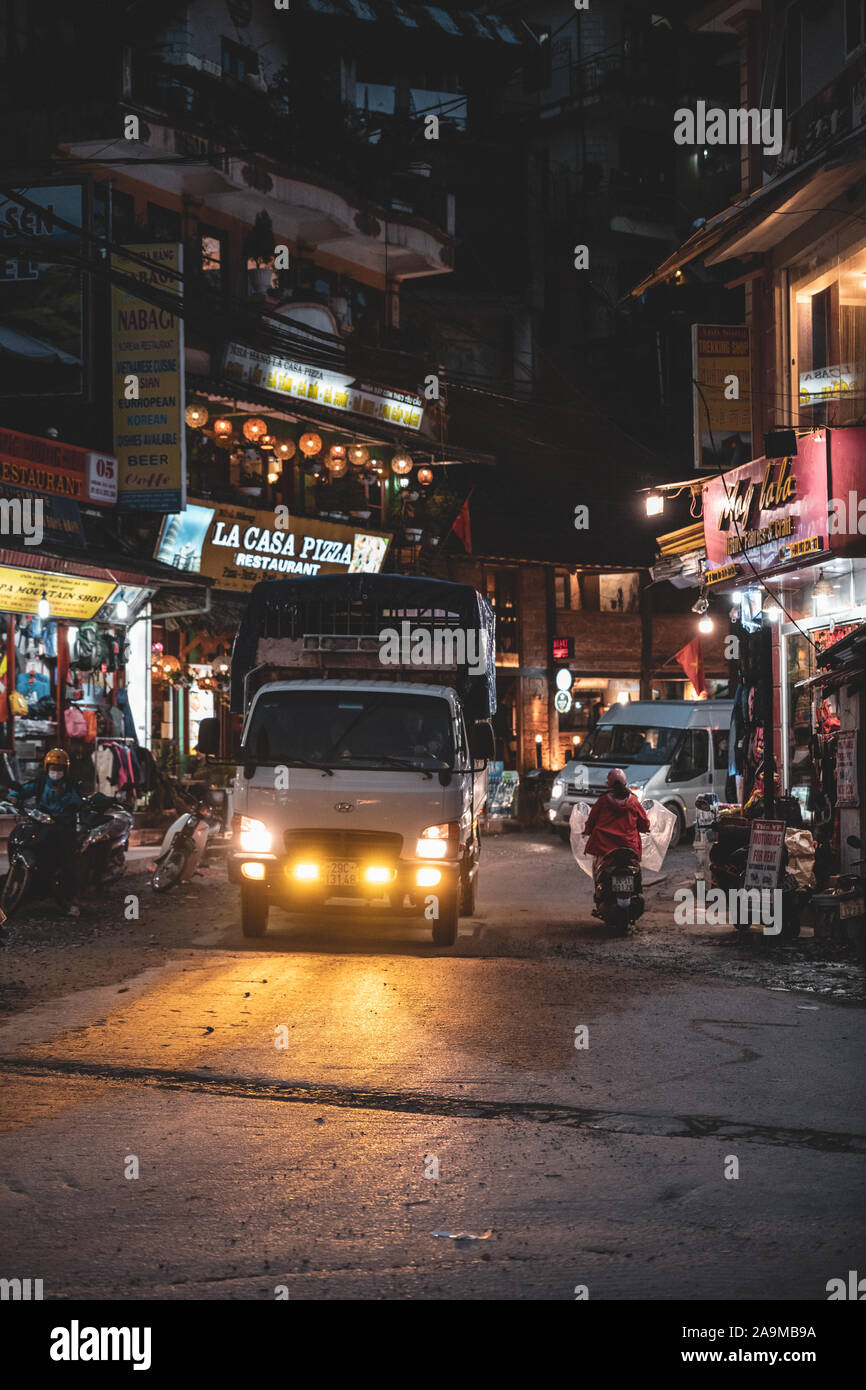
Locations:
1;1054;864;1155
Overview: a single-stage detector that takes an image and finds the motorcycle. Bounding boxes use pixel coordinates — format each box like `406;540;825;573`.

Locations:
592;845;645;933
151;783;228;892
812;835;866;951
698;793;803;939
0;790;133;919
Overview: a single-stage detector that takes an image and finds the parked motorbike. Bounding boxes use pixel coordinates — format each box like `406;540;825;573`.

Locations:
0;790;133;919
151;783;228;893
698;793;803;939
812;835;866;951
592;845;645;933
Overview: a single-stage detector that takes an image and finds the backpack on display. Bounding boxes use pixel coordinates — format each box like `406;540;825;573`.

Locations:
64;706;88;738
75;622;108;672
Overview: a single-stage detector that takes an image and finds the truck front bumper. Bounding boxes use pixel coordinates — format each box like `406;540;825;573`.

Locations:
228;850;459;905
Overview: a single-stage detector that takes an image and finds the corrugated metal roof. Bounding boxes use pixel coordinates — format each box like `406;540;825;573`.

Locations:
295;0;521;41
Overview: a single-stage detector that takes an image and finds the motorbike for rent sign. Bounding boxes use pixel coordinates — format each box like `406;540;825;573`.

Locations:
702;431;829;578
745;819;786;890
112;245;185;512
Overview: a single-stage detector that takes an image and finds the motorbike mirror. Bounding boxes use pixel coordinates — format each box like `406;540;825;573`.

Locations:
847;835;862;849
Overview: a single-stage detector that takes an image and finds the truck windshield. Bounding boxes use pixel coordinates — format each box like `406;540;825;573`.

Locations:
579;723;682;765
243;690;455;770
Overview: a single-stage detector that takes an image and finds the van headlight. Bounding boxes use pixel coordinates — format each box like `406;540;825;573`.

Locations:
415;822;458;858
629;781;647;794
238;816;272;853
550;782;564;800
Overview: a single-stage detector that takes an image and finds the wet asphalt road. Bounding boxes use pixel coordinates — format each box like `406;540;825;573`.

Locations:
0;831;864;1300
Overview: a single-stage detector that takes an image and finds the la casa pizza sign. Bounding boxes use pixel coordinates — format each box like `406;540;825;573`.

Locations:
212;518;353;568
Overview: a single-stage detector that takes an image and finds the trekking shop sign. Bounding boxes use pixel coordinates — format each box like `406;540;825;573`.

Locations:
0;426;117;505
702;432;828;577
111;244;185;512
0;566;115;620
155;499;391;592
223;341;425;431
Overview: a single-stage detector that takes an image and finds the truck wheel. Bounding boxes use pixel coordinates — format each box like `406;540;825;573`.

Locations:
556;826;571;844
241;886;269;937
458;866;477;917
432;892;459;946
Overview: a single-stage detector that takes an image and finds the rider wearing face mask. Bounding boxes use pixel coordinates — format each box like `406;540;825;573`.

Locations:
9;748;84;915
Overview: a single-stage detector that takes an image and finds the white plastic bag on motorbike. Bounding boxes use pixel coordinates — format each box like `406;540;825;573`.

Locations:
569;798;678;876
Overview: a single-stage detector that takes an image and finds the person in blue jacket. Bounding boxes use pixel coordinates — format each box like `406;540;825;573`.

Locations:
9;748;84;915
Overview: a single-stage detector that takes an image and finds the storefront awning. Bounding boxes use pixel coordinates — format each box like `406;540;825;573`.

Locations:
624;128;866;300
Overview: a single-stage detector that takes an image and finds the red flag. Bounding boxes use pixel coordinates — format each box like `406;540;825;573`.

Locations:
451;491;473;553
673;637;706;696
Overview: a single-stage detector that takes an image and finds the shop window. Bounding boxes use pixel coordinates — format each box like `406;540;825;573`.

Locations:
486;569;519;656
598;572;640;613
222;37;257;84
554;570;581;609
792;238;866;425
147;203;181;243
195;230;227;301
666;728;709;783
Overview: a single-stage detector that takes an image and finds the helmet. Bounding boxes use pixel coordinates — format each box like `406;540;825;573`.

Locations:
44;748;70;772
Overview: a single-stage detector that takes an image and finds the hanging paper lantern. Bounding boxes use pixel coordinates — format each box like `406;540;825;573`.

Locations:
326;457;348;477
348;443;369;467
372;458;386;475
300;431;323;457
417;466;434;485
242;417;267;442
185;403;208;428
328;443;348;466
260;434;276;450
213;418;233;438
276;440;296;461
391;450;413;475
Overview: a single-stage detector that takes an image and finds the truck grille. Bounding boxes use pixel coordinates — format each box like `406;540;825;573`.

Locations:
283;829;404;859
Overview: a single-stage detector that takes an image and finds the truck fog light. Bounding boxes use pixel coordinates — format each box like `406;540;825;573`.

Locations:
292;862;319;881
548;808;557;820
364;865;391;884
241;861;266;881
417;867;441;887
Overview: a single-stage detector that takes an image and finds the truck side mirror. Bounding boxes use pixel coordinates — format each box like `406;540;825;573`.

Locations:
470;720;495;764
196;717;220;758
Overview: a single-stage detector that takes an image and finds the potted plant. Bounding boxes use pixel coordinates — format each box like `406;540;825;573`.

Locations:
244;210;276;296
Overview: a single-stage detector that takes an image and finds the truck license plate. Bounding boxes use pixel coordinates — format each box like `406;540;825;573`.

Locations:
612;875;633;892
326;860;358;887
839;898;864;919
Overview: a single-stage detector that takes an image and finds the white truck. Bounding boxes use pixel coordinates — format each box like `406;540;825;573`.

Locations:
198;574;496;945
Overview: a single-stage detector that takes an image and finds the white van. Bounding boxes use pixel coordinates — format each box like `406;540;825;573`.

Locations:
546;699;734;846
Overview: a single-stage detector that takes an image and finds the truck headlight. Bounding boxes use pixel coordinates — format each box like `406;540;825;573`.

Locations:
550;782;564;800
415;822;458;858
238;816;272;853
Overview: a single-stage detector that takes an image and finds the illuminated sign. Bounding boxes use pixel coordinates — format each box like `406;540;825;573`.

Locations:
552;637;574;661
0;566;115;619
155;499;390;592
0;426;116;505
223;341;425;432
554;690;573;714
799;365;859;405
703;434;828;575
703;563;738;585
112;244;186;512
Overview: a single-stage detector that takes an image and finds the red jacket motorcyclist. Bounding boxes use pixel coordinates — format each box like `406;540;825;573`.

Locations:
584;768;651;860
